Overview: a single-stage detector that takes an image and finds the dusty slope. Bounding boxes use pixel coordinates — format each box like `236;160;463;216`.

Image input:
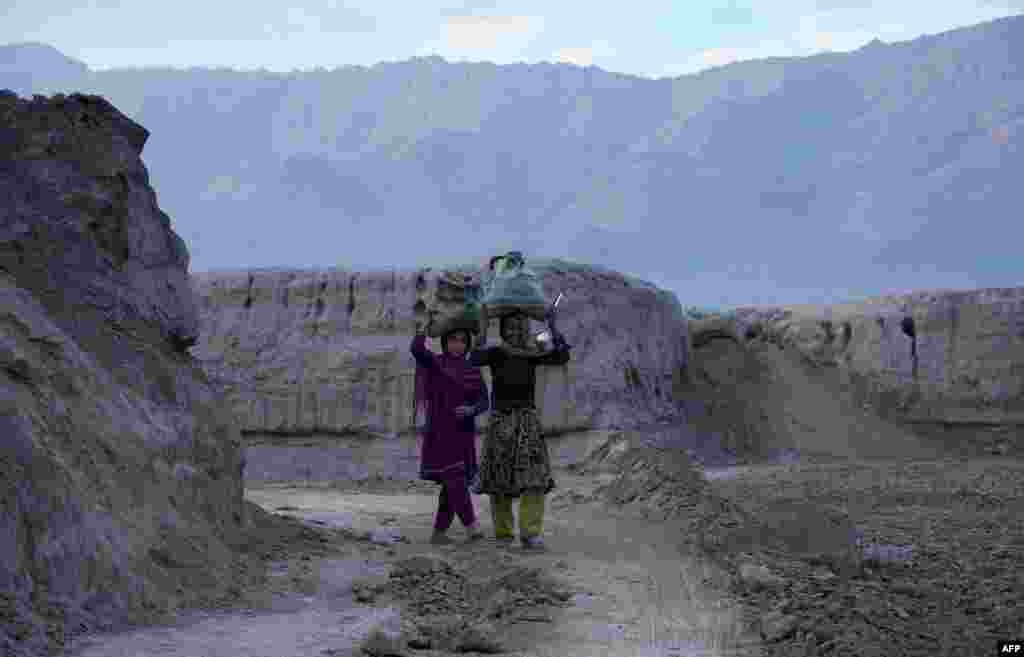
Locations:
681;331;943;464
732;293;1024;457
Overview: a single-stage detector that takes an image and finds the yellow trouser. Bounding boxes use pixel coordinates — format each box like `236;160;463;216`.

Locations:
490;492;546;538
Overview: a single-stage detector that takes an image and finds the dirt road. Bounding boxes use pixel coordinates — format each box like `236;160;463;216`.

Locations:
263;472;762;656
64;469;760;657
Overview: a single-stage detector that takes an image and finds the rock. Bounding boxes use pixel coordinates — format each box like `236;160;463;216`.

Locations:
361;626;408;657
354;588;376;603
366;527;404;546
455;621;504;653
484;589;512;619
811;623;842;643
739;564;786;591
353;573;391;591
406;636;432;650
390;556;449;579
860;542;915;566
0;93;249;656
811;569;837;582
760;610;799;642
190;258;690;438
889;582;929;598
578;430;633;473
358;612;410;656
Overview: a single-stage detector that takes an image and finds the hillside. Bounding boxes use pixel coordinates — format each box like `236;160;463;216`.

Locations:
1;14;1021;305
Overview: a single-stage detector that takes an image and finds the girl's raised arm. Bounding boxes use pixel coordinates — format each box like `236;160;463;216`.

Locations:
410;333;440;372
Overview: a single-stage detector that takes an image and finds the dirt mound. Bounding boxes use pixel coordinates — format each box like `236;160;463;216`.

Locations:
583;435;753;558
705;459;1024;656
367;554;574;653
682;322;943;465
735;292;1024;445
681;331;795;463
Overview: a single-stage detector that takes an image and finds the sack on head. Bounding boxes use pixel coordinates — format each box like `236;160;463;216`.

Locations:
427;274;484;338
480;251;548;321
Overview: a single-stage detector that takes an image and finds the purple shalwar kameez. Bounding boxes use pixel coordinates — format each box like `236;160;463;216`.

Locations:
410;334;489;532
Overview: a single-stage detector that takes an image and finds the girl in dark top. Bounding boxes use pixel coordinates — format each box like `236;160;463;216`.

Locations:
411;323;490;544
469;312;571;550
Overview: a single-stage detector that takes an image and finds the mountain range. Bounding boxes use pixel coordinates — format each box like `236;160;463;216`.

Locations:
2;14;1022;307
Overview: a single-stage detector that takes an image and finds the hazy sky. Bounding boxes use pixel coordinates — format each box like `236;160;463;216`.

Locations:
4;0;1023;78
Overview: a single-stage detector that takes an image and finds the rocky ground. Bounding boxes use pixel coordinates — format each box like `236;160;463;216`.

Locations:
362;552;575;655
603;448;1024;656
705;458;1024;656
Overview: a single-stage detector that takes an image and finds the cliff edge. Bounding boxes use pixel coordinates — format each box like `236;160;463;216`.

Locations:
0;91;251;656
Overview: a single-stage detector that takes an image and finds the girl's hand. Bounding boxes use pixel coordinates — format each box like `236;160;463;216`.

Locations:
416;311;435;337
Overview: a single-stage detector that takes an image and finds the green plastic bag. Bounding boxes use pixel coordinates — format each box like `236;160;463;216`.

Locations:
481;251;548;321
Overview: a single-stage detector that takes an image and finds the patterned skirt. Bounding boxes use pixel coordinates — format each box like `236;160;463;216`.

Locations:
477;407;556;498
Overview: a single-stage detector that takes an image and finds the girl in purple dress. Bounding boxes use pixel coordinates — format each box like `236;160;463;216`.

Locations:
411;323;490;544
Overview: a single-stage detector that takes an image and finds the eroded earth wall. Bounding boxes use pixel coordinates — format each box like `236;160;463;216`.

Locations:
1;91;249;656
190;259;690;437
